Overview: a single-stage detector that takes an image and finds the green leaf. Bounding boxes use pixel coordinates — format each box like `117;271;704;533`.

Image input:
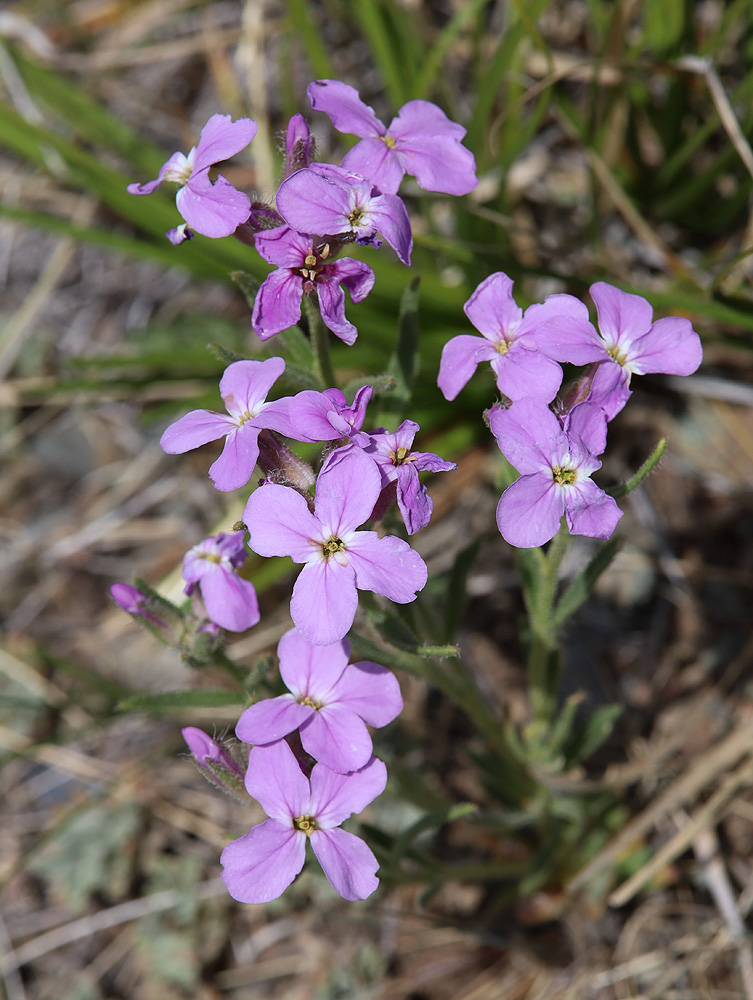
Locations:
551;535;623;631
283;0;335;79
609;437;666;499
118;689;246;714
644;0;685;53
564;704;623;764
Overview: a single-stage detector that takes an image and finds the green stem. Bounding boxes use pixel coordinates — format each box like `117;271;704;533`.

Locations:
527;524;570;724
304;295;336;388
211;649;249;687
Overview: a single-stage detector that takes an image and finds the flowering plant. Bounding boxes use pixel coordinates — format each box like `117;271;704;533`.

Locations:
114;80;702;908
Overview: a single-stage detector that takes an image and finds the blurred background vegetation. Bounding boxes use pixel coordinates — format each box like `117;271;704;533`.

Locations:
2;1;753;998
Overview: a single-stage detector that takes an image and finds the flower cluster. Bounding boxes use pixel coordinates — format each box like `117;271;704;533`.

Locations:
128;80;477;345
438;273;702;547
117;82;474;899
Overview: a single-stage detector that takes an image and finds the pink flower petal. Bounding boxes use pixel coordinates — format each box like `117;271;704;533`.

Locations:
252;268;304;340
314;449;382;536
489;399;565;474
235;695;311;745
220;358;286;417
347;531;428;603
290;560;359;646
309;755;387;827
310;827;380;900
341;139;404;194
317;279;358;345
437;334;498;401
564;480;622;539
191;114;257;175
464;272;523;341
301;704;373;773
199;563;259;632
307;80;386;138
276;169;351;237
221;820;305;903
208;425;261;491
277;628;350;700
160;409;234;454
367;193;412;265
491;344;563;402
630;316;702;376
496;474;564;548
245;484;321;562
246;741;310;819
328;661;403;728
176;174;251;238
590;282;653;348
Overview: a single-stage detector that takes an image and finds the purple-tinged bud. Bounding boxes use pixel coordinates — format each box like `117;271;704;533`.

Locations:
554;363;599;421
182;727;248;799
234;203;285;247
283;113;315;179
111;583;168;630
257;429;316;492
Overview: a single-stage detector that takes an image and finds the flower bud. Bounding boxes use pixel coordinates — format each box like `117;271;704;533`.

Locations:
182;727;248;800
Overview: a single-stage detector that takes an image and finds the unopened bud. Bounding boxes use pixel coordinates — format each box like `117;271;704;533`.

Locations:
257;430;316;492
283;114;316;178
182;727;248;800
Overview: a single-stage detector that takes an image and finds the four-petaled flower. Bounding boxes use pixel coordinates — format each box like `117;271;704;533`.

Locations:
533;282;703;420
308;79;477;196
236;628;402;773
490;399;622;548
221;740;387;902
127;114;257;238
276;163;413;265
243;448;428;645
253;226;374;344
359;419;456;534
160;358;293;491
182;531;260;632
438;272;579;403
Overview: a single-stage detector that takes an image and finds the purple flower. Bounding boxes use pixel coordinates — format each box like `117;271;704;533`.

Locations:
276;164;412;265
490;399;622;548
533;282;703;420
253;227;374;344
236;628;402;773
110;583;167;629
221;740;386;902
285;385;373;442
308;80;477;196
438;272;579;403
160;358;294;491
359;419;456;534
182;727;243;776
182;531;260;632
243;448;428;645
283;113;316;178
127;114;257;238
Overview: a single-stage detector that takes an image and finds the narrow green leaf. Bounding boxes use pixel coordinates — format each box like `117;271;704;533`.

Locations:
283;0;335;79
552;535;623;632
354;1;409;108
565;704;622;764
118;689;246;714
609;437;666;499
414;0;487;98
